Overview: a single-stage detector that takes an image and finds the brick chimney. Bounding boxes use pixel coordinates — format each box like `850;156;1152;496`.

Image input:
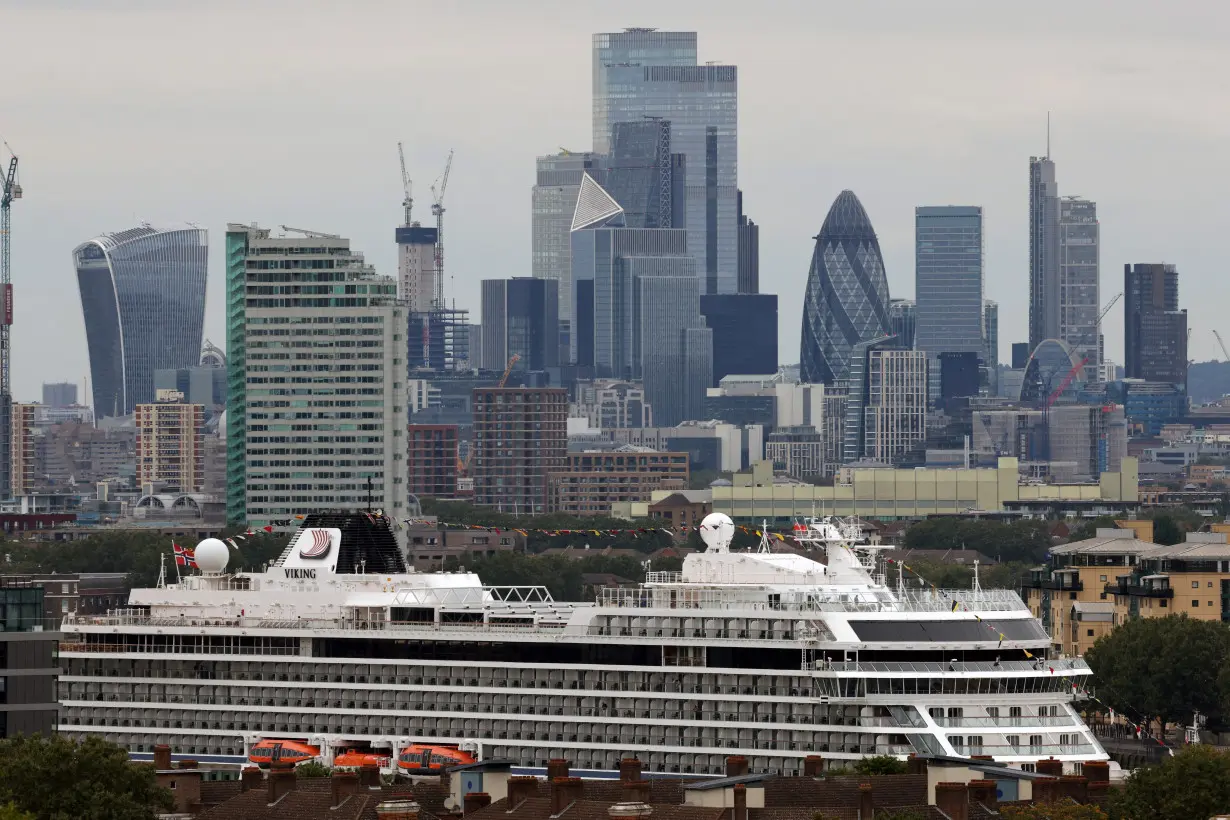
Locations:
1087;781;1110;805
375;800;421;820
241;766;262;792
153;745;172;770
732;784;748;820
623;779;651;803
551;776;583;815
1031;777;1057;804
1036;757;1063;778
1060;775;1088;803
332;770;360;808
507;775;537;807
803;756;825;778
726;756;749;778
360;762;382;788
465;792;492;814
968;779;997;811
267;762;296;804
547;759;571;781
620;758;644;782
905;755;928;776
1082;761;1110;784
178;759;198;770
934;782;968;820
858;783;873;820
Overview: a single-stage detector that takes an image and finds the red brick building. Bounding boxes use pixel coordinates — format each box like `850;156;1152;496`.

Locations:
407;424;459;499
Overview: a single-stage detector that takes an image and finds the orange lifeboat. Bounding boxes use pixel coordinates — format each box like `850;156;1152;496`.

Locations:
248;739;320;767
334;749;392;768
397;745;476;772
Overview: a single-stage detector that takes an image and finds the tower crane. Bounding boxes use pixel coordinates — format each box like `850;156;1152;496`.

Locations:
430;149;454;310
1;145;20;499
1044;292;1123;409
397;142;413;226
1215;330;1230;363
279;226;340;239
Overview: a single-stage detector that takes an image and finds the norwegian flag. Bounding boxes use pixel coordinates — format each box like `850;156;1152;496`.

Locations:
173;542;198;569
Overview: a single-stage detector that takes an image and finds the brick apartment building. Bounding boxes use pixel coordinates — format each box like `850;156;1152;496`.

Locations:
549;447;689;516
407;424;459;499
471;388;567;515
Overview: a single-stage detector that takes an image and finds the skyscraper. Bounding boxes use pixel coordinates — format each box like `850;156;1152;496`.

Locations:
73;226;208;419
1058;197;1100;373
396;224;439;313
915;205;984;403
593;29;738;294
983;299;999;395
737;190;759;294
1029;155;1059;351
888;299;916;349
480;278;560;374
570;174;711;425
224;224;406;528
700;294;777;385
532;151;603;352
1124;263;1187;385
604;119;685;230
800;190;892;385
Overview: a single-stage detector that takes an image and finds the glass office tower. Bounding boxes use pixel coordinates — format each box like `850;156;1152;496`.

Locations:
915;205;984;403
74;225;208;419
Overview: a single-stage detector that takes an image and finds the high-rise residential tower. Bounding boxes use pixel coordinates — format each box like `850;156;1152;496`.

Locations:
1058;197;1100;374
396;224;439;313
73;226;208;419
1124;263;1187;386
915;205;984;403
135;395;205;492
800;190;892;385
471;387;568;514
593;29;738;295
225;224;406;528
1028;156;1059;351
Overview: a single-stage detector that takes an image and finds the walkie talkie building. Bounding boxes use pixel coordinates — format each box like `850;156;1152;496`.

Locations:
74;225;208;419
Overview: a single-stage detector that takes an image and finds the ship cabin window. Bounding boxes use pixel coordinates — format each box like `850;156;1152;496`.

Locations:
986;707;999;719
1006;735;1020;749
947;707;963;719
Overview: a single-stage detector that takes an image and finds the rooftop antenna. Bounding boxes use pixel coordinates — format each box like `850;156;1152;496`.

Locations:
1046;112;1051;159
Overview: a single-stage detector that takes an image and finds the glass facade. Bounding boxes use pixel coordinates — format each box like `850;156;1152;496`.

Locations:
532;151;603;337
1058;197;1100;375
1029;156;1060;351
800;190;892;386
700;294;778;385
73;226;208;419
225;228;249;525
1019;339;1086;406
480;278;559;374
915;205;984;403
983;299;999;395
593;30;738;294
1124;263;1186;385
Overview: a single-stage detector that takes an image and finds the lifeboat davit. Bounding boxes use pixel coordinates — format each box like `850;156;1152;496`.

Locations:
334;750;393;768
248;739;320;767
397;745;476;771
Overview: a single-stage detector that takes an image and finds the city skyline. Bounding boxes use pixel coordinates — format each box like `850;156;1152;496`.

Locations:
4;2;1227;403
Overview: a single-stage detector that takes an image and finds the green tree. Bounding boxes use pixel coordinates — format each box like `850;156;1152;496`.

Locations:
1085;615;1230;730
903;519;1051;565
851;755;907;775
0;735;173;820
1150;514;1186;546
295;761;333;778
1067;516;1119;542
1108;744;1230;820
0;804;33;820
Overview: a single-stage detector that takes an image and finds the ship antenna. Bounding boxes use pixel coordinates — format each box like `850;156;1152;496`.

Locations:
973;559;982;594
157;553;167;589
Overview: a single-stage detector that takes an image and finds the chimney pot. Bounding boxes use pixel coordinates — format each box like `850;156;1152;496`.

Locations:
803;756;825;778
547;758;571;781
934;782;969;820
153;745;172;770
858;783;873;820
1036;757;1063;778
725;756;749;778
464;792;492;814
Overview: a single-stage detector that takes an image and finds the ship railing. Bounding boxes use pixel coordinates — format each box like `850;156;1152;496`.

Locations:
59;613;570;636
390;585;555;607
645;571;683;584
598;586;1027;613
953;743;1099;756
931;715;1079;728
802;658;1091;675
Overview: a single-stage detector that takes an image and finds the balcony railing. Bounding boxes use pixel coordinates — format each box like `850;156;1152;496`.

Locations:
1104;583;1173;599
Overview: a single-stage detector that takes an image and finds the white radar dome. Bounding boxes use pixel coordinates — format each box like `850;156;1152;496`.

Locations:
699;512;735;554
193;538;230;574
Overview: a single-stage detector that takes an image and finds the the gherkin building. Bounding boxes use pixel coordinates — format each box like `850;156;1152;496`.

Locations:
800;190;892;384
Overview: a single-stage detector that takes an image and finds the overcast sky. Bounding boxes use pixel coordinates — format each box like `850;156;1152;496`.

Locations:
3;0;1228;403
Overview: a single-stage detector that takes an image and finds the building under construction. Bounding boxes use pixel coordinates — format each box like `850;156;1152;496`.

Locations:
973;404;1126;482
407;307;471;374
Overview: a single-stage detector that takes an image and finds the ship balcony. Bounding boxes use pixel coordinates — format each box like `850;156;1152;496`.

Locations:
931;714;1078;728
598;586;1028;614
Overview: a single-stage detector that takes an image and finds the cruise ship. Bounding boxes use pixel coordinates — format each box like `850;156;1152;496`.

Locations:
58;510;1107;776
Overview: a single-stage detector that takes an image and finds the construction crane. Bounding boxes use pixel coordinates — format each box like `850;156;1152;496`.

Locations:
1215;330;1230;363
1;146;20;500
397;142;413;226
279;226;340;239
459;355;521;476
429;149;454;310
